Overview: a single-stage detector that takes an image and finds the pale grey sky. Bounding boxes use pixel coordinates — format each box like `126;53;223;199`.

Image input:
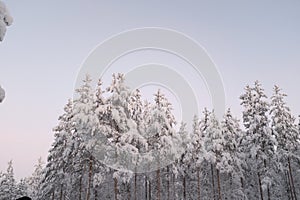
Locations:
0;0;299;179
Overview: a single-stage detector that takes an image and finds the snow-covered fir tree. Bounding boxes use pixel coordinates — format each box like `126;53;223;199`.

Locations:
220;109;245;199
0;161;17;199
26;157;44;199
240;81;277;200
270;85;300;199
41;99;75;199
2;76;300;200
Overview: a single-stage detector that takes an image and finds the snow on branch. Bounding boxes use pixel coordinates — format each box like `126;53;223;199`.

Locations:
0;0;13;41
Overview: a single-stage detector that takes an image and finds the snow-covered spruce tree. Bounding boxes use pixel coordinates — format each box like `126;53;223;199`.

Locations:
141;99;153;200
220;109;245;199
198;108;214;200
15;178;29;198
41;99;74;200
26;157;44;199
145;89;181;200
189;115;205;200
240;81;277;200
202;111;224;200
72;75;104;200
91;78;115;200
270;85;299;199
173;122;191;200
105;73;148;200
129;89;148;200
0;160;17;199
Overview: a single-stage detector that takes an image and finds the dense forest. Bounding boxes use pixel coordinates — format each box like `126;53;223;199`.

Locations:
0;74;299;200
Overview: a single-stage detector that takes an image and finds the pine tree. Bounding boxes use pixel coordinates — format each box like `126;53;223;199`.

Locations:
220;109;245;199
15;178;29;198
190;115;205;200
41;99;74;199
174;122;192;200
240;81;276;200
202;111;224;200
0;160;17;199
270;85;299;199
198;108;213;200
146;89;180;200
73;75;104;200
106;74;143;199
27;157;44;199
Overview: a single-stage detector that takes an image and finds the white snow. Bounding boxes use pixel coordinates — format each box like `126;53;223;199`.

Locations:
0;85;5;103
0;1;13;41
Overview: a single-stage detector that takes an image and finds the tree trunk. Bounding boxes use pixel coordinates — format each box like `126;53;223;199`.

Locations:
86;158;93;200
288;157;298;200
149;178;151;200
157;169;161;200
211;164;216;200
240;177;245;200
216;169;222;200
114;177;118;200
267;185;271;200
167;166;170;200
197;167;201;200
263;159;270;200
95;186;98;200
286;170;294;200
229;174;233;200
145;175;148;200
52;190;55;200
127;183;131;200
60;185;63;200
258;172;264;200
79;176;82;200
134;173;137;200
173;173;176;200
183;174;186;200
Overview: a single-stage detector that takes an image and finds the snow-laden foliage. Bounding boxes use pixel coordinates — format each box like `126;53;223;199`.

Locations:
0;161;17;199
0;85;5;103
1;78;300;200
0;1;13;41
270;85;300;199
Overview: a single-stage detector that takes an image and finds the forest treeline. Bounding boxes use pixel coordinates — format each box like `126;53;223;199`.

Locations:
0;74;299;200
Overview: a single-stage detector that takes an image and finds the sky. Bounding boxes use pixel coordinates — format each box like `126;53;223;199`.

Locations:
0;0;300;180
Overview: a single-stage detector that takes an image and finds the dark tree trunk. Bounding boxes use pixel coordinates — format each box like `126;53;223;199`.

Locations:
127;183;131;200
183;174;186;200
134;173;137;200
114;177;118;200
95;186;98;200
211;164;216;200
52;190;55;200
288;157;298;200
197;167;201;200
86;158;93;200
286;170;294;200
157;169;161;200
145;175;148;200
149;178;151;200
216;169;222;200
240;177;245;200
258;172;264;200
167;166;170;200
79;171;83;200
60;185;63;200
